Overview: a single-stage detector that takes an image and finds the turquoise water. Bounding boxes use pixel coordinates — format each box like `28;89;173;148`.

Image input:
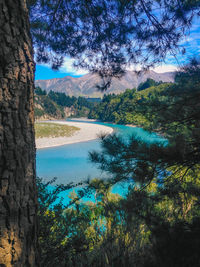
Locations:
36;120;166;203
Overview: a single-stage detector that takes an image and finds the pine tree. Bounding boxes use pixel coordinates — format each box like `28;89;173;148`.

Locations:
0;1;37;266
90;63;200;266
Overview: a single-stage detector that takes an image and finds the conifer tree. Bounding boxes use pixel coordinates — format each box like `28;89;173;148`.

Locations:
90;63;200;266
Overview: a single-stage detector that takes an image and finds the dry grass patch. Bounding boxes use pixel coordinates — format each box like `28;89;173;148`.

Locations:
35;122;80;138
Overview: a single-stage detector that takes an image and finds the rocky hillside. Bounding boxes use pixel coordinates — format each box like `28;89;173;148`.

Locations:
34;94;65;120
35;70;175;97
34;88;95;120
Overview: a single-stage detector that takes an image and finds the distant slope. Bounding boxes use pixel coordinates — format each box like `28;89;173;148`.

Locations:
88;83;171;125
34;94;65;120
35;70;175;97
34;89;95;120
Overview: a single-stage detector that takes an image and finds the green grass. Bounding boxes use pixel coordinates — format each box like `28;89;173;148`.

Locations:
35;122;80;138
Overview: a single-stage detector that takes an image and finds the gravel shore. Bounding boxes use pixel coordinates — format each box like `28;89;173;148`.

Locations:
36;120;113;149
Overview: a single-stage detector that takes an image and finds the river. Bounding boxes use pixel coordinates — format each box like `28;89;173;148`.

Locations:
36;119;166;202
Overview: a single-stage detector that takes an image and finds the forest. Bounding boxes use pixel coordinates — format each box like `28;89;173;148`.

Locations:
88;80;170;126
34;87;95;119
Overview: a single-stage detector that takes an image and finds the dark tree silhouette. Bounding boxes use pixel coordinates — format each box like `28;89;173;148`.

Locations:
29;0;200;89
89;64;200;266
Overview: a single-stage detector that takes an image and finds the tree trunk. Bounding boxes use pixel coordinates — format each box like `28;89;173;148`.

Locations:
0;0;38;266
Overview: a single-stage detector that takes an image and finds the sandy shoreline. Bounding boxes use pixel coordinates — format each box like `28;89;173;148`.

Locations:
36;120;113;149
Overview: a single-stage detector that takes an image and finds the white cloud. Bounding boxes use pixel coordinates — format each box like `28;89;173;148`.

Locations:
38;57;178;76
178;36;193;45
60;57;89;76
127;63;178;73
151;64;178;73
127;64;141;71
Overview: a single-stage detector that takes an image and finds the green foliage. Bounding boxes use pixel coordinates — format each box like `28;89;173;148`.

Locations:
34;107;45;117
34;87;95;119
42;97;58;116
35;86;47;95
137;78;162;91
48;91;77;107
89;63;200;266
34;89;65;119
37;178;152;267
88;84;169;126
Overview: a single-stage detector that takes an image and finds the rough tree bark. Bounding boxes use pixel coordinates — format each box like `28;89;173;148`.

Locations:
0;0;38;266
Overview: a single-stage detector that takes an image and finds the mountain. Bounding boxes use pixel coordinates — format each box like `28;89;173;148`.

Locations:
35;70;175;97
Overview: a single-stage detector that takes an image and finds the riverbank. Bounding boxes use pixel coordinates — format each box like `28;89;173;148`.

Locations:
35;122;80;138
36;120;113;149
125;124;137;128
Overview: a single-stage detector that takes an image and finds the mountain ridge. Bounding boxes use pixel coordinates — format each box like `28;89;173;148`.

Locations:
35;70;175;97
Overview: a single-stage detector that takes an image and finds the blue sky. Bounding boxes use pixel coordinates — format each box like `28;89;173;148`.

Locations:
35;65;83;80
35;17;200;81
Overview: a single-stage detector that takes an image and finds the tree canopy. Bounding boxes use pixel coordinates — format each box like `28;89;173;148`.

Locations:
137;78;162;91
34;88;95;119
29;0;200;89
